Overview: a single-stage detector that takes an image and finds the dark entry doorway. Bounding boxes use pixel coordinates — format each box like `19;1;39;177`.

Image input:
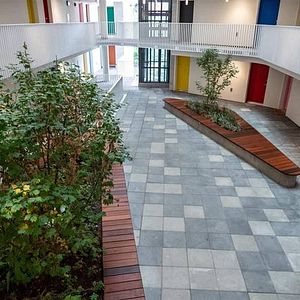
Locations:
179;0;194;23
138;0;172;84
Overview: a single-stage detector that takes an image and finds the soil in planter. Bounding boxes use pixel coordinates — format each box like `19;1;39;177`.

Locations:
187;100;242;132
1;254;103;300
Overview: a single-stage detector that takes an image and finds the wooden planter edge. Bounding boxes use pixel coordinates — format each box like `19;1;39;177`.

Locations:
102;164;145;300
164;99;299;188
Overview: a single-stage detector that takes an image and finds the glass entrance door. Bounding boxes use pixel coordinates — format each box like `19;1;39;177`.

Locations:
139;48;170;83
138;0;172;84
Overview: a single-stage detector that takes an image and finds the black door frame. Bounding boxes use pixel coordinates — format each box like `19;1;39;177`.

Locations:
138;0;172;84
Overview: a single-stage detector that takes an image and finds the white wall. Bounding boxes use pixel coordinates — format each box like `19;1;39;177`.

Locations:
91;48;102;74
50;0;66;22
36;0;46;23
89;3;99;22
193;0;260;24
188;57;250;103
114;2;123;22
221;61;250;103
278;0;300;25
68;1;80;22
0;0;81;24
264;68;285;109
106;0;137;22
174;0;260;99
69;53;85;71
50;0;79;23
0;0;29;24
286;79;300;126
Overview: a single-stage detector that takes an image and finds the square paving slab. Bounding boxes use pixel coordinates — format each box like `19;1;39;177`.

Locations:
119;88;300;299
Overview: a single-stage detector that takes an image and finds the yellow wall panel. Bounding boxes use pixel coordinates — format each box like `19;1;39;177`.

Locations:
27;0;37;23
297;5;300;25
176;56;190;92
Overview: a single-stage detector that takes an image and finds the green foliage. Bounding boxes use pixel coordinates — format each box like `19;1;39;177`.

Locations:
190;49;240;132
188;100;241;132
0;44;128;298
196;49;239;104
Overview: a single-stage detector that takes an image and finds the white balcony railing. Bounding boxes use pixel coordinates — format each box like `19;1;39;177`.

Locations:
1;22;300;79
0;22;98;79
99;22;258;55
98;22;300;76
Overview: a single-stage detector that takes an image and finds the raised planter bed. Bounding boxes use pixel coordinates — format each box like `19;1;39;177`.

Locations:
102;164;145;300
164;98;300;188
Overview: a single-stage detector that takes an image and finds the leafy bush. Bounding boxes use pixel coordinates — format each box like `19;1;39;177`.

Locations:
189;50;241;132
0;45;128;299
188;100;241;132
196;49;238;105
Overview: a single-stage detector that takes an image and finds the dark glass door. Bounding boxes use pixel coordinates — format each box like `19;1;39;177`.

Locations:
179;1;194;43
139;48;170;83
179;1;194;23
138;0;172;84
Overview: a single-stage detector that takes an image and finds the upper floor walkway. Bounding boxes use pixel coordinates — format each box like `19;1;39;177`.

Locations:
0;21;300;79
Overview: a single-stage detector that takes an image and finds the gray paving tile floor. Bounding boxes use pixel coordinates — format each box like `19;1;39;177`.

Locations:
117;87;300;300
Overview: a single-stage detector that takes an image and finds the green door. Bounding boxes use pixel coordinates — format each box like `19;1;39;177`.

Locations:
107;7;115;34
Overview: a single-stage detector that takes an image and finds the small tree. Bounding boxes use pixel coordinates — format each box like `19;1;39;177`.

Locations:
196;49;238;105
0;45;129;298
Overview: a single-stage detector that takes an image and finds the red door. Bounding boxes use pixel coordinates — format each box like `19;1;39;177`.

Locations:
43;0;51;23
246;63;269;104
79;3;84;22
109;46;116;66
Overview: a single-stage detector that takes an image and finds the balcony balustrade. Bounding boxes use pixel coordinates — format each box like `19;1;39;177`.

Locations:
0;22;98;79
99;22;300;78
0;21;300;79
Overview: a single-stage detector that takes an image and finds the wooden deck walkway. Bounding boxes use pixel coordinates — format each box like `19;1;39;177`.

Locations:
164;98;300;180
102;164;145;300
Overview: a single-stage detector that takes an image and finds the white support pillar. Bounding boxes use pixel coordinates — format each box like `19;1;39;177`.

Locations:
98;0;109;80
101;46;109;79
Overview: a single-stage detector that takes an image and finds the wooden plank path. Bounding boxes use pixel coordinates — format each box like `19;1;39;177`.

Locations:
102;164;145;300
164;98;300;177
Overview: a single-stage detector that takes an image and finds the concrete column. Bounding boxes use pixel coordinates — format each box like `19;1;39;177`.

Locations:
169;0;180;90
98;0;109;80
169;55;176;91
172;0;180;23
98;0;107;36
101;46;109;79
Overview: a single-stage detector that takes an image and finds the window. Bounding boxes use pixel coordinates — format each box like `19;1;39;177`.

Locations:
139;48;170;83
139;0;172;84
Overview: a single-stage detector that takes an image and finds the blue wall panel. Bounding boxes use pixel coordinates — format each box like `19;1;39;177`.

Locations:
257;0;281;25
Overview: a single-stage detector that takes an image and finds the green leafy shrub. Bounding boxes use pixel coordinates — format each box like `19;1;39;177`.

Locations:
188;100;241;132
0;45;128;298
196;49;238;105
189;49;241;132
